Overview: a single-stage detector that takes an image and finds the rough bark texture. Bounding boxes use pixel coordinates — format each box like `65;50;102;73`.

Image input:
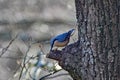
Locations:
55;0;120;80
48;0;120;80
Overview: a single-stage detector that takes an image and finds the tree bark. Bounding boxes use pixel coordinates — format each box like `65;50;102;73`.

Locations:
58;0;120;80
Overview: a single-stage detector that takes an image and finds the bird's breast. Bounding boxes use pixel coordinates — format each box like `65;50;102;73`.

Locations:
54;39;69;47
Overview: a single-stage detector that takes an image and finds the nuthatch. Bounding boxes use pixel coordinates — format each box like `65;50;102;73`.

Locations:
50;29;75;51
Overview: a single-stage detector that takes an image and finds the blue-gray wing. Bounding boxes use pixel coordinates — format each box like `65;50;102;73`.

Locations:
55;32;68;42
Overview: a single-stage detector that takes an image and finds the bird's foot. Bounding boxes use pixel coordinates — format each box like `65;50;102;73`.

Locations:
54;48;58;51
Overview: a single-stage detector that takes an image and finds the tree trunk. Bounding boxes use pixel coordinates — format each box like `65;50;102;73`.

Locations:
58;0;120;80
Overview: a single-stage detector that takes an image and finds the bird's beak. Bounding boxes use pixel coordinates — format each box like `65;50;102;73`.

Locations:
70;29;75;36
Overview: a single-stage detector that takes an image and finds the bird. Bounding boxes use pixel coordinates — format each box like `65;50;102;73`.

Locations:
50;29;75;51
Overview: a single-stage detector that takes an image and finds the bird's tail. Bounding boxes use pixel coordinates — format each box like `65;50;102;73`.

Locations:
50;38;57;51
50;44;53;51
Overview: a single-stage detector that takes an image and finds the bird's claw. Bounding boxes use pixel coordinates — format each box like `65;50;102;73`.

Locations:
54;48;58;51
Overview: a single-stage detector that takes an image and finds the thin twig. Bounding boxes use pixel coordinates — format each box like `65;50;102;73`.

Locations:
0;55;37;60
0;47;18;54
39;44;46;54
39;69;63;80
19;45;31;80
0;35;18;57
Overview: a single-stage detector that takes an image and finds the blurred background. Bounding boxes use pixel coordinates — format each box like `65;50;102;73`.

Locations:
0;0;77;80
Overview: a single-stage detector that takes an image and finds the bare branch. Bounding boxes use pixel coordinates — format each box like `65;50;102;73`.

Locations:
19;45;31;80
0;34;18;57
39;69;63;80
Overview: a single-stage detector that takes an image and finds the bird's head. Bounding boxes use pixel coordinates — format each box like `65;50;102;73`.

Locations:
68;29;75;36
